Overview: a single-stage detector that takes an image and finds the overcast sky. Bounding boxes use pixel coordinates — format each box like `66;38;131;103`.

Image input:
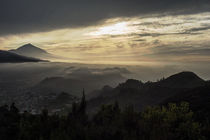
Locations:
0;0;210;65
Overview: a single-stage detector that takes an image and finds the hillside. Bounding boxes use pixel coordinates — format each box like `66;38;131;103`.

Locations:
87;71;207;113
0;50;44;63
32;72;126;97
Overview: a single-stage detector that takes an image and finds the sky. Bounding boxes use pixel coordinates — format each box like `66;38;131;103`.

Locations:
0;0;210;65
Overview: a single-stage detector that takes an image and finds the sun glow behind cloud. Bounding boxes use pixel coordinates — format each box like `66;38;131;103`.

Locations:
0;12;210;65
87;22;137;36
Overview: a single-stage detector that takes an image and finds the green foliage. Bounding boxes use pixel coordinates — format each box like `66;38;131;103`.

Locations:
141;102;204;140
0;100;209;140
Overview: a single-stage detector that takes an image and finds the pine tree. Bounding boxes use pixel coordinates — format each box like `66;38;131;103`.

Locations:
79;88;86;115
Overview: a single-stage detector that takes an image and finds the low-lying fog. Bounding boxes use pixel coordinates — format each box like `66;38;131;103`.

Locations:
1;62;210;84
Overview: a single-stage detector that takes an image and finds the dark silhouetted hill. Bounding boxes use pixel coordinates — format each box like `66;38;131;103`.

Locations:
87;71;207;113
32;72;126;97
157;71;205;88
0;50;44;63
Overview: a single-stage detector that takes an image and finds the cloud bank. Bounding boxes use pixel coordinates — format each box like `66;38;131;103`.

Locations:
1;0;210;35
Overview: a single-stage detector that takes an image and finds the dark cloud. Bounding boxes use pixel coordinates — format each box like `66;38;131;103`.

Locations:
137;31;203;37
133;39;146;42
116;44;124;49
138;33;168;37
106;31;200;39
185;26;210;33
151;45;210;56
133;22;183;27
0;0;210;35
75;45;103;51
152;40;161;45
67;67;132;76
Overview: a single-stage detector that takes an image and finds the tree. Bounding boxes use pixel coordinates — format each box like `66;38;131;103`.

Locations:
79;88;86;116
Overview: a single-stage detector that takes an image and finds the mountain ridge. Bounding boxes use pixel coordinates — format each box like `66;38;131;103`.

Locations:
9;43;54;59
10;43;47;54
156;71;205;88
87;71;207;113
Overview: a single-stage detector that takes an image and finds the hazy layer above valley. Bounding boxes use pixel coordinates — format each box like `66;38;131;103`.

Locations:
1;62;209;83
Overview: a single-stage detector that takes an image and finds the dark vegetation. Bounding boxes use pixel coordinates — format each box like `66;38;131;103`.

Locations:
0;91;210;140
162;85;210;120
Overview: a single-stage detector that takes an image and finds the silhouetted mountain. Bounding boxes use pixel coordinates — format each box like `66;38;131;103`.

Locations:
12;43;47;53
87;71;207;113
157;71;205;88
87;85;113;100
117;79;144;89
9;43;54;59
0;50;44;63
32;72;126;97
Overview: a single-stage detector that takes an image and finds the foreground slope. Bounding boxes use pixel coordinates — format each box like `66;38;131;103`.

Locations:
162;83;210;118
